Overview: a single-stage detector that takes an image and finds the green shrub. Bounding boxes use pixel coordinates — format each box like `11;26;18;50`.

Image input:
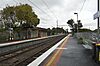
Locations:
78;37;83;44
0;35;8;42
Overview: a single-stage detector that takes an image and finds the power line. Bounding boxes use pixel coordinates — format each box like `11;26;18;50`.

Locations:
40;0;58;20
40;17;53;21
15;0;53;19
40;0;59;30
58;25;68;26
80;0;87;13
27;0;52;18
13;0;58;28
13;0;18;4
14;0;56;24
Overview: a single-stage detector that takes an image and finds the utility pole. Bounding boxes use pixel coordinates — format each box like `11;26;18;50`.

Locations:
56;20;58;34
93;0;100;62
56;20;58;35
57;20;58;28
97;0;100;42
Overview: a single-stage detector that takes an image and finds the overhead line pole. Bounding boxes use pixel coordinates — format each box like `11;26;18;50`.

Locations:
97;0;100;42
56;20;58;34
57;20;58;28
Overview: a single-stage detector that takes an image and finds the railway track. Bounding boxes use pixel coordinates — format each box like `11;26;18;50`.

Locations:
0;35;66;66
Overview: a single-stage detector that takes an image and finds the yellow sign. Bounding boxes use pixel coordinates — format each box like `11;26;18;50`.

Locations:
96;44;100;46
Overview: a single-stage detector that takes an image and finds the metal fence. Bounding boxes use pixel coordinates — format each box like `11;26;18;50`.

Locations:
75;32;98;44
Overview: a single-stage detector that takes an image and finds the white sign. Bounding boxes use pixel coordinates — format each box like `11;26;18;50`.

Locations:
93;11;100;20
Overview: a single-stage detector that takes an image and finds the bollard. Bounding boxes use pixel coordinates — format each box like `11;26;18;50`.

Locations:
96;43;100;62
92;42;96;60
92;42;100;63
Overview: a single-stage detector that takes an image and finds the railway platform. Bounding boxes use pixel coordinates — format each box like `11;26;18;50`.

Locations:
40;36;100;66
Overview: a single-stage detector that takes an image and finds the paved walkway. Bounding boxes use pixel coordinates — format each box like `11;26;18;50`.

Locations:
57;37;100;66
40;36;100;66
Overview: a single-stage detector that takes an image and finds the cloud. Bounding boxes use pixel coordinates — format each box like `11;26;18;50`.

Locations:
0;0;97;30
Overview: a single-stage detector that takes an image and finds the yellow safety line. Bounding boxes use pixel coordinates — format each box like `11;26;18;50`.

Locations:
45;34;71;66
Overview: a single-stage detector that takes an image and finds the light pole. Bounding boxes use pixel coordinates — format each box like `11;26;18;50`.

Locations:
74;13;79;33
74;13;79;38
74;13;78;22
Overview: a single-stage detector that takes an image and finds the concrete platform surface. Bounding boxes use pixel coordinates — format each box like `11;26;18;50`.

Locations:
40;37;100;66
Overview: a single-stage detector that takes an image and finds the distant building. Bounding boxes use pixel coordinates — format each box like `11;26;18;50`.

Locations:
37;27;47;37
31;27;48;38
13;27;48;40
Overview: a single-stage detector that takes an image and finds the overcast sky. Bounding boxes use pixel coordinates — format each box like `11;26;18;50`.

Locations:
0;0;98;30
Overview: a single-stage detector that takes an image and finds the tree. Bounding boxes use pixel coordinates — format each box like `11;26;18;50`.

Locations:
74;23;78;32
51;27;66;35
78;20;83;29
15;4;40;27
67;19;74;28
67;19;83;33
2;4;40;39
2;4;40;28
78;28;92;32
67;19;75;35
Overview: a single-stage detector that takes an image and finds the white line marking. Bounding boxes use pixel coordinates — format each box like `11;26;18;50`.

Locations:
27;34;70;66
56;48;68;50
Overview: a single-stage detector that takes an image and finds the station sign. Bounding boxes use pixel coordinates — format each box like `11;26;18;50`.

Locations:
94;0;100;20
93;11;100;20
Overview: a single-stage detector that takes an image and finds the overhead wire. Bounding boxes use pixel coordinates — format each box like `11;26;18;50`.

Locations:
13;0;58;27
27;0;52;18
13;0;50;24
40;0;59;28
13;0;53;22
1;0;56;27
13;0;18;4
40;17;52;21
27;0;58;25
28;0;54;21
80;0;87;13
40;0;58;20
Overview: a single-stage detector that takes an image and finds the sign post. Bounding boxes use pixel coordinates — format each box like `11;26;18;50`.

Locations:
97;0;100;42
93;0;100;62
94;0;100;41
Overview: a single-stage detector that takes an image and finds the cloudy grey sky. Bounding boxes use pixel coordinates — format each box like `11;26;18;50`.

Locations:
0;0;97;30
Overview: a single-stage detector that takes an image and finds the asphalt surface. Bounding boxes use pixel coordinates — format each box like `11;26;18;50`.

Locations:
57;37;100;66
40;36;100;66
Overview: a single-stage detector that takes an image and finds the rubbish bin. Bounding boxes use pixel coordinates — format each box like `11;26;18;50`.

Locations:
96;43;100;62
92;42;100;62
